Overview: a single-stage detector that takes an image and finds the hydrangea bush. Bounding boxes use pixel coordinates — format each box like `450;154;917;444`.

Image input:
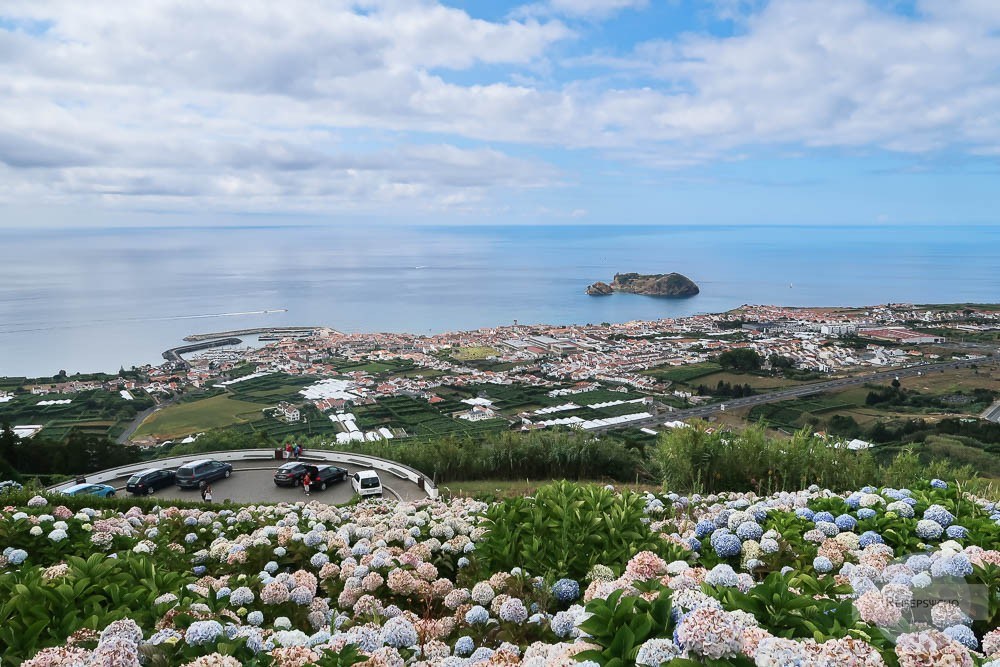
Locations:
0;479;998;666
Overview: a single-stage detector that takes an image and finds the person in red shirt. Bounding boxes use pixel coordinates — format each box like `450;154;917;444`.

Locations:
302;472;311;496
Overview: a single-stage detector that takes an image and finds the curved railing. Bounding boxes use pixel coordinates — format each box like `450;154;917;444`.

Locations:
47;448;438;499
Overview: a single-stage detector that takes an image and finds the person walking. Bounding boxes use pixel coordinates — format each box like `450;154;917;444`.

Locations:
302;472;311;497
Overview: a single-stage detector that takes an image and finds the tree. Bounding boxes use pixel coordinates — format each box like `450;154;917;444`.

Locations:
718;349;763;372
768;354;795;370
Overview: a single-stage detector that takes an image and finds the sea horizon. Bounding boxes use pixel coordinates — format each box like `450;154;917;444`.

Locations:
2;223;997;378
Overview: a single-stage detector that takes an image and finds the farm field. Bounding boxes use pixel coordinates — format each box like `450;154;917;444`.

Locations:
449;346;499;361
133;394;264;439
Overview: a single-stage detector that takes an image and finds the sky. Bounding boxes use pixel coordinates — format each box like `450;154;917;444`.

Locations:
1;0;999;227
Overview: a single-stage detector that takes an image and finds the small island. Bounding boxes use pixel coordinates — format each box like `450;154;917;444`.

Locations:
586;272;699;297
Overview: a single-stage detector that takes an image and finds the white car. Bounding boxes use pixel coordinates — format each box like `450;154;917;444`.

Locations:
351;469;383;497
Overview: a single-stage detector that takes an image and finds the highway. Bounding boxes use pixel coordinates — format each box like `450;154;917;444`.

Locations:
618;356;997;431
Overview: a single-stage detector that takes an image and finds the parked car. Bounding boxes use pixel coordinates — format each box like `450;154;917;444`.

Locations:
62;483;116;497
125;468;176;495
273;462;347;489
351;470;382;497
175;459;233;489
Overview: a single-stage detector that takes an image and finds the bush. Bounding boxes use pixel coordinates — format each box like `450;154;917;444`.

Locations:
476;481;688;581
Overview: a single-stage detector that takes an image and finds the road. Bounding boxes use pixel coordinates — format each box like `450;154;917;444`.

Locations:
614;357;997;431
104;461;428;504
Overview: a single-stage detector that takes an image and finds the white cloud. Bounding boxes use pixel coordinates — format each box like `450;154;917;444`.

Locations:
1;0;999;217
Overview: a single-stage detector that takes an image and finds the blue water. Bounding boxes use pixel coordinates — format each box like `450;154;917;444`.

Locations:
1;224;996;377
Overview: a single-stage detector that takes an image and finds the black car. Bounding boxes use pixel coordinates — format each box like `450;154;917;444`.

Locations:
273;462;348;490
126;468;176;495
175;459;233;489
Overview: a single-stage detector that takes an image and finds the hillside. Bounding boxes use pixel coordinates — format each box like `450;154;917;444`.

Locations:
1;479;998;666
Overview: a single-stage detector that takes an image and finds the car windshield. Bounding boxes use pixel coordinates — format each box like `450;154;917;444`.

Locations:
361;477;380;488
278;463;298;471
127;475;143;484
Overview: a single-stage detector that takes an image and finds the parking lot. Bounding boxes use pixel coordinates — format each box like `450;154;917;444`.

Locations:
104;459;429;504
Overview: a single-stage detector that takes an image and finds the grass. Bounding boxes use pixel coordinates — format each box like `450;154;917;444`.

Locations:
643;362;723;383
450;346;499;361
690;371;813;391
133;394;265;439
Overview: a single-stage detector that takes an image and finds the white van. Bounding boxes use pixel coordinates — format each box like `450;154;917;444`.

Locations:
352;470;383;497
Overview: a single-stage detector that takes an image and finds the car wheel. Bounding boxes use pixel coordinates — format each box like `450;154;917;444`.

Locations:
319;482;327;491
108;490;116;497
146;486;155;496
224;469;232;478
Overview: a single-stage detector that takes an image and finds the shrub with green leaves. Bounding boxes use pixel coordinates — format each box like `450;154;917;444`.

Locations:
475;481;688;581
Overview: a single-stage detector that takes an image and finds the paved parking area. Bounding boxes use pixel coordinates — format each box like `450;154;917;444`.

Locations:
106;460;428;505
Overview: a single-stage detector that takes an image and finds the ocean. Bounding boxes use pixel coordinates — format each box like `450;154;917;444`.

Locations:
1;224;997;377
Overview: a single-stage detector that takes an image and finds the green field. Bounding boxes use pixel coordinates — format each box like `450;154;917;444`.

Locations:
643;362;723;383
134;395;265;439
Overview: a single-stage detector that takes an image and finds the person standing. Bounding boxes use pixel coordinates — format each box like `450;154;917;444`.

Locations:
203;484;213;503
302;472;311;497
293;444;301;460
284;442;292;460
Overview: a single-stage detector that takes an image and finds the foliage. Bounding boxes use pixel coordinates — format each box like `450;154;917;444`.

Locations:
0;553;195;662
653;423;878;494
716;349;763;372
476;482;687;580
576;585;676;667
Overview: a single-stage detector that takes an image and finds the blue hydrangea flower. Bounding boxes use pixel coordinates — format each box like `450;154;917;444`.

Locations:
686;537;701;552
834;514;857;531
916;519;944;540
7;549;27;565
815;521;840;537
193;565;206;576
310;552;329;568
735;522;763;541
712;533;742;558
550;611;577;638
845;493;863;509
813;556;833;573
923;505;954;528
857;508;877;520
215;587;231;599
943;624;977;649
230;587;254;606
185;620;224;646
945;525;969;540
454;636;475;656
813;511;835;524
457;557;470;568
906;555;932;572
264;561;279;573
886;501;915;518
380;616;418;648
930;479;948;489
705;564;738;587
464;605;490;625
795;508;815;520
858;531;885;548
635;638;680;666
695;520;716;538
551;579;580;603
931;554;973;578
184;533;198;543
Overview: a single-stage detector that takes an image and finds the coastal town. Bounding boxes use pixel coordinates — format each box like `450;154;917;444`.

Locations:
3;303;997;448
